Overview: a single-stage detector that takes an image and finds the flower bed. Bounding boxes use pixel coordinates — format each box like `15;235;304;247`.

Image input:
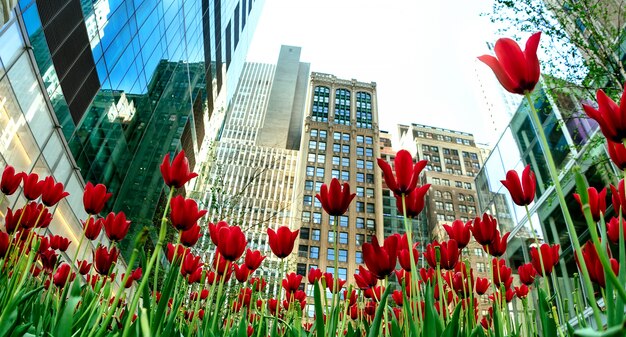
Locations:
0;32;625;337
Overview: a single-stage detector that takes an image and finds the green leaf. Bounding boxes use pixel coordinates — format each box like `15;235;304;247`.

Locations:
538;288;557;337
367;285;393;337
390;316;401;337
237;309;248;337
54;279;81;337
313;283;325;337
9;323;31;337
574;323;626;337
492;302;503;337
441;303;462;337
423;284;443;337
151;260;181;335
401;288;419;337
470;325;487;337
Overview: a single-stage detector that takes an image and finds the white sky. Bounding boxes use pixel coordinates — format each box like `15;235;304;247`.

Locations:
246;0;520;145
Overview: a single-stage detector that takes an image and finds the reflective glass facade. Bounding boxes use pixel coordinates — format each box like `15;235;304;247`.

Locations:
15;0;264;248
476;81;619;318
0;16;115;262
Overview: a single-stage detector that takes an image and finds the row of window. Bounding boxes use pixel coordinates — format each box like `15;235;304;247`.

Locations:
431;178;472;189
434;201;477;214
415;131;473;145
433;191;475;202
299;230;367;246
297;245;363;264
301;212;376;228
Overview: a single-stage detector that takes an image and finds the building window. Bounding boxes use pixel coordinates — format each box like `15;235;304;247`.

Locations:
341;171;349;181
310;129;318;138
342;133;350;142
356;147;364;156
313;212;322;224
312;86;330;122
356;186;365;197
333;144;341;153
442;179;450;186
342;145;350;154
300;228;310;240
459;205;467;213
302;211;311;222
365;136;373;144
334;132;341;140
366;174;374;184
306;166;314;176
366;160;374;170
309;140;317;149
356;202;365;212
476;262;486;272
319;130;327;138
342;157;350;167
365;148;373;157
357;135;364;143
355;251;363;263
434;190;442;198
314;198;322;208
357;159;364;169
357;173;364;182
319;142;326;151
305;180;314;190
340;216;348;227
467;195;475;202
318;154;325;164
316;168;324;178
312;229;321;241
435;201;444;210
355;234;365;246
308;153;316;162
356;218;365;228
334;88;351;125
339;232;348;244
458;193;465;201
366;219;375;229
310;246;319;259
298;245;308;257
328;248;335;261
464;182;472;190
437;214;445;221
455;181;462;188
443;192;452;199
445;203;454;212
356;91;372;128
332;169;340;179
432;178;440;185
332;156;340;166
474;248;483;257
303;195;313;206
338;267;348;280
338;249;348;262
366;203;375;213
366;188;374;198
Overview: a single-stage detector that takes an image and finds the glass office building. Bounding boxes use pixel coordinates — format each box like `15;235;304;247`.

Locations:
476;81;617;320
11;0;264;250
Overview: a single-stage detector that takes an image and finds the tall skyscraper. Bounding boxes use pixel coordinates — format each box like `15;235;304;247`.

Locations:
294;72;382;317
397;123;493;315
13;0;265;249
193;46;310;295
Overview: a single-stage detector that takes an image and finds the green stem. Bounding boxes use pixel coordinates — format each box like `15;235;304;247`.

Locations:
524;92;603;328
400;194;422;325
524;205;550;298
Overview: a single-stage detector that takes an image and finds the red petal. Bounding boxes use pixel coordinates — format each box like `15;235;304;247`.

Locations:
478;55;519;94
524;32;541;87
494;37;526;90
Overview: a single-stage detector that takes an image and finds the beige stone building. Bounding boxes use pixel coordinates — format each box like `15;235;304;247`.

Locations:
294;72;383;317
398;123;493;315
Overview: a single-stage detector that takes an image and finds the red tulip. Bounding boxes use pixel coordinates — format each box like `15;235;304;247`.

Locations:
308;267;323;284
249;277;267;291
478;32;541;95
77;260;92;275
607;217;626;244
49;235;71;252
180;223;202;247
208;221;229;245
187;267;203;284
491;287;516;304
424;240;459;270
344;289;357;306
611;179;626;214
234;264;251;283
578;241;619;288
475;277;490;295
23;173;45;201
518;263;537;286
377;150;428;196
160;151;198;188
582;84;626;143
483;231;510;257
244;249;265;271
398;247;419;272
39;249;57;273
1;166;24;195
182;253;202;276
515;285;529;298
530;243;560;276
41;176;69;207
324;272;346;293
103;212;131;242
491;258;512;287
20;202;51;229
4;208;21;233
443;219;472;249
53;263;75;288
501;165;536;206
83;217;104;240
471;213;498;246
123;268;142;288
83;182;112;215
267;226;299;259
212;254;231;275
573;187;606;223
170;196;207;231
94;246;119;275
217;226;247;261
607;140;626;170
392;290;404;306
396;184;430;218
315;178;356;216
0;231;9;258
364;285;384;300
395;269;411;287
282;272;303;294
363;235;398;279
